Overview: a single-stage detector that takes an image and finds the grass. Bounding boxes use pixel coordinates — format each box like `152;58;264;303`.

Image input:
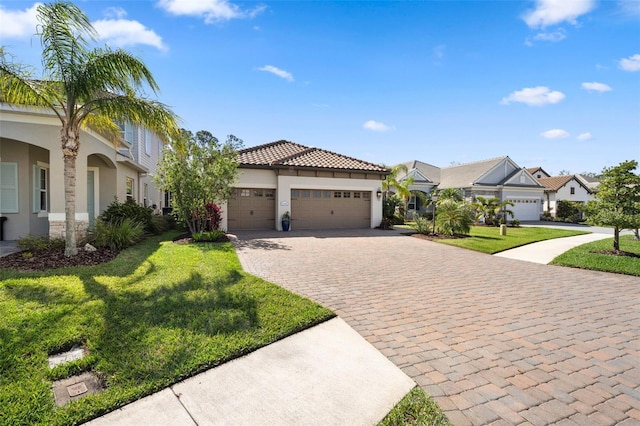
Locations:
406;224;588;254
0;231;334;425
379;387;451;426
551;235;640;276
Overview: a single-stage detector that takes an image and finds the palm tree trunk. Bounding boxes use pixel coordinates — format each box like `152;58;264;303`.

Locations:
61;126;79;256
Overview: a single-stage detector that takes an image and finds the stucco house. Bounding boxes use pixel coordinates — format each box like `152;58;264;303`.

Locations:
535;174;595;217
0;103;167;241
221;141;388;231
397;156;546;221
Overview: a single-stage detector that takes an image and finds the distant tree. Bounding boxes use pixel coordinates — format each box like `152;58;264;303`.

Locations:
558;169;571;176
584;160;640;252
0;1;179;256
154;130;242;235
580;171;601;179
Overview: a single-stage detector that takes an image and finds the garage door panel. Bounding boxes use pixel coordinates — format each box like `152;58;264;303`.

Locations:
292;189;370;229
228;188;275;230
505;198;540;221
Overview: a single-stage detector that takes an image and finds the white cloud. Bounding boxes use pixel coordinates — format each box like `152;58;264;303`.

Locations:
0;3;40;39
577;132;592;140
619;54;640;71
94;17;167;51
501;86;565;106
258;65;293;82
541;129;570;139
103;6;128;19
522;0;595;28
157;0;266;23
581;82;612;92
533;29;567;42
363;120;393;132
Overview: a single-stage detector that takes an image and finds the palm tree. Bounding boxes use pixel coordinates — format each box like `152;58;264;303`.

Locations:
382;163;414;218
0;1;179;256
470;196;514;225
435;199;474;236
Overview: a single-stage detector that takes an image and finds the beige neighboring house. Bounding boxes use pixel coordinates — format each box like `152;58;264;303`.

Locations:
221;141;388;231
397;157;545;221
526;167;551;180
0;103;167;241
535;175;595;217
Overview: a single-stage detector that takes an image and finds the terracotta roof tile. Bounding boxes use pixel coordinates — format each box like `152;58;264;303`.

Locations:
537;175;575;191
238;140;388;173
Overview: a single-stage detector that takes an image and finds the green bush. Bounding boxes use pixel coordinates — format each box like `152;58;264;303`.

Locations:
378;217;394;230
99;198;153;231
556;200;581;222
414;216;431;234
17;234;65;252
510;218;521;227
148;215;174;235
93;218;144;250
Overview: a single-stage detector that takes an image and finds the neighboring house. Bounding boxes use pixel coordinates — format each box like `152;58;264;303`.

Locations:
526;167;551;179
0;103;167;241
396;157;545;221
395;160;440;219
536;175;595;217
221;140;388;231
575;174;600;191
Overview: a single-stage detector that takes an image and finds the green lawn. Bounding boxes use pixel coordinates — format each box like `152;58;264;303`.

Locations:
417;225;587;254
0;232;333;425
551;235;640;276
379;387;451;426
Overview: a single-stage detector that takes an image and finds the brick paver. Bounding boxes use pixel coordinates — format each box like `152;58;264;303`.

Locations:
232;229;640;425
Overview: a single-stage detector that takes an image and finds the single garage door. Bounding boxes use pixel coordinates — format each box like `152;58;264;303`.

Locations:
506;198;540;221
291;189;371;229
227;188;276;230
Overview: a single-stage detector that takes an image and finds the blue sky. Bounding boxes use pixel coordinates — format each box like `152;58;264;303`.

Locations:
1;0;639;175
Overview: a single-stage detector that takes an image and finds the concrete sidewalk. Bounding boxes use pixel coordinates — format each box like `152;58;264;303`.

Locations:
494;232;612;264
85;317;415;426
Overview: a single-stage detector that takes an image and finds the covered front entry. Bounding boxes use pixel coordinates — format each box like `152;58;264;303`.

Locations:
227;188;276;230
291;189;371;229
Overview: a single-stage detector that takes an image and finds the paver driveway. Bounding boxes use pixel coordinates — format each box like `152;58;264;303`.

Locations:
232;229;640;425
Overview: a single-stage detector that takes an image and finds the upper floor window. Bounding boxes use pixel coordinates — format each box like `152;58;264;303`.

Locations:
117;121;134;143
0;162;19;213
33;163;49;212
145;130;152;156
570;187;575;195
126;177;134;201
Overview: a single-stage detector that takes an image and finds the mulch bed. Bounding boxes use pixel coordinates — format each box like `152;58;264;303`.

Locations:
0;247;119;272
591;250;640;258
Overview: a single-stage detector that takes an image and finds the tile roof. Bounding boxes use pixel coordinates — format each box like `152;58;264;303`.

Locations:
537;175;578;191
238;140;388;173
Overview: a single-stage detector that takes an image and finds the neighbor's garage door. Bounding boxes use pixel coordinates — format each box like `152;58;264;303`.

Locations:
291;189;371;229
506;198;540;221
227;188;276;230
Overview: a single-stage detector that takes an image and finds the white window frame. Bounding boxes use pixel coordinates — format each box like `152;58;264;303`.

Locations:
126;177;134;201
117;121;134;143
145;129;152;156
0;162;19;213
32;162;49;215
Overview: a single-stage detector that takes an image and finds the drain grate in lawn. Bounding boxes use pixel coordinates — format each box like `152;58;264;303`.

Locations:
52;372;105;406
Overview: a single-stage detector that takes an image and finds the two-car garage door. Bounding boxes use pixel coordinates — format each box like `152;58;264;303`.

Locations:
227;188;371;230
291;189;371;229
505;198;541;221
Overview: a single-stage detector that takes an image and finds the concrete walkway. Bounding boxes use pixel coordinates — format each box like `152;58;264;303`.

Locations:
233;229;640;425
85;317;414;426
494;233;612;264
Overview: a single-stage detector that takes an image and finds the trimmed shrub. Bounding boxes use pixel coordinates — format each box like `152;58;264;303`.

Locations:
556;200;581;222
99;198;153;231
148;215;174;235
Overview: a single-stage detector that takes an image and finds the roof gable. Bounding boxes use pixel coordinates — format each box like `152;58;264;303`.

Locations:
538;175;592;193
398;160;440;184
526;167;551;178
439;157;507;188
503;168;545;187
238;140;388;173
